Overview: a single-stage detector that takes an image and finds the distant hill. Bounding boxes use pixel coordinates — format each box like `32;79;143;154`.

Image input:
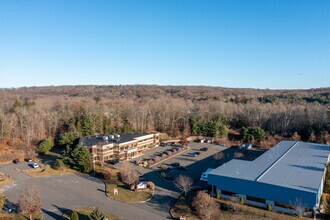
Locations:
1;85;329;104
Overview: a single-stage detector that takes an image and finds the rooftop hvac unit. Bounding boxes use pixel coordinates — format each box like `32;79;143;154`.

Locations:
109;134;115;140
115;134;120;138
103;136;108;141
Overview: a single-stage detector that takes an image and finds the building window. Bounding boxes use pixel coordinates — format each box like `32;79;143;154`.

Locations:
274;201;294;210
246;195;266;204
221;190;236;196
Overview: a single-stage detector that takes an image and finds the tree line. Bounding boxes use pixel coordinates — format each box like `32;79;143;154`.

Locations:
0;85;328;157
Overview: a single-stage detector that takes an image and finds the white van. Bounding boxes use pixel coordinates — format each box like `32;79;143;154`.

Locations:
200;168;214;181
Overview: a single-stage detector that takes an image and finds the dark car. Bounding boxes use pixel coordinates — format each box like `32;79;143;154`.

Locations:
108;159;120;165
187;153;197;157
200;147;208;151
193;152;201;156
13;159;20;164
24;158;33;162
177;166;188;171
171;162;180;167
154;152;162;156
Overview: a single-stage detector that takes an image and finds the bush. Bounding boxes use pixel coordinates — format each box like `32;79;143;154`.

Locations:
240;198;244;204
241;126;266;142
70;210;79;220
216;192;220;199
38;137;54;154
267;203;272;211
53;159;65;170
148;181;155;191
90;207;106;220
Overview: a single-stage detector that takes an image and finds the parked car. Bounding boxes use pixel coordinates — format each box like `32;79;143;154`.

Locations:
219;143;226;146
13;159;20;164
24;158;33;162
193;152;201;155
240;144;252;149
32;163;39;169
108;159;120;165
154;152;162;156
136;181;148;190
171;162;180;167
187;153;197;157
177;166;188;171
200;168;214;181
200;147;208;151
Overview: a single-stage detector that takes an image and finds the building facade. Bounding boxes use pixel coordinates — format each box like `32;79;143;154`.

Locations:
208;141;330;214
80;133;160;162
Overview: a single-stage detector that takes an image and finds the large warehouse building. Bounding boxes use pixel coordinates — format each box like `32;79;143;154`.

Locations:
208;141;330;213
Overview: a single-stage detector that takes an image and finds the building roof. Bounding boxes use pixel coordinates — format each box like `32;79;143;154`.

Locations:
209;141;330;193
80;133;156;146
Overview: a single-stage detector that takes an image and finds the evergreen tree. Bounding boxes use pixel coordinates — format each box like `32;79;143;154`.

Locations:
38;137;55;154
72;146;93;173
70;210;79;220
81;114;94;136
58;131;80;147
90;207;106;220
241;126;266;142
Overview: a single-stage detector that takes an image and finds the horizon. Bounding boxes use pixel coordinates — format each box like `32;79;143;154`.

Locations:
1;1;329;89
0;83;329;91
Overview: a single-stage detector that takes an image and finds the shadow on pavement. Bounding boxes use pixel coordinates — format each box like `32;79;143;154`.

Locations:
41;208;65;219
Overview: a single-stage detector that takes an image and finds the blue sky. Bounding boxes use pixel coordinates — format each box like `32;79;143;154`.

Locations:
0;0;329;89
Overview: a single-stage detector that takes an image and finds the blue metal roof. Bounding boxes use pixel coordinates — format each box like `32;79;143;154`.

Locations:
208;141;330;208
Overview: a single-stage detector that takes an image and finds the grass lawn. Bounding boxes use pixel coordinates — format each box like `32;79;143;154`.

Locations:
95;164;153;203
171;193;311;220
27;164;77;177
106;182;153;203
62;207;120;220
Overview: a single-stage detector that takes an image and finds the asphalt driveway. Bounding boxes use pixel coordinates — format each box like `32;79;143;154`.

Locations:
1;173;170;220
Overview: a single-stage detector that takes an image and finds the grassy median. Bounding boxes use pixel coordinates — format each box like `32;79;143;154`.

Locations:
106;181;153;203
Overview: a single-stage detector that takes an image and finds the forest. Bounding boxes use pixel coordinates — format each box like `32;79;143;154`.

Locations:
0;85;329;161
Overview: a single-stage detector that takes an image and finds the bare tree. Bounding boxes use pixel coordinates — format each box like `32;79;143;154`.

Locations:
291;199;306;218
234;152;244;158
174;175;193;196
118;162;139;188
323;196;330;215
192;191;219;220
291;131;301;141
18;186;41;220
213;152;224;166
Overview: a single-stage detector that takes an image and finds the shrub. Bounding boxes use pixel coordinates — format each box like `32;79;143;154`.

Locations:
70;210;79;220
267;203;272;211
216;192;220;199
148;181;156;191
53;159;65;170
90;207;106;220
240;198;244;204
38;137;54;154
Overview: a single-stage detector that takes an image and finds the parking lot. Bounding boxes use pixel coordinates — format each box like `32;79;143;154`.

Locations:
129;142;264;184
0;161;38;181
